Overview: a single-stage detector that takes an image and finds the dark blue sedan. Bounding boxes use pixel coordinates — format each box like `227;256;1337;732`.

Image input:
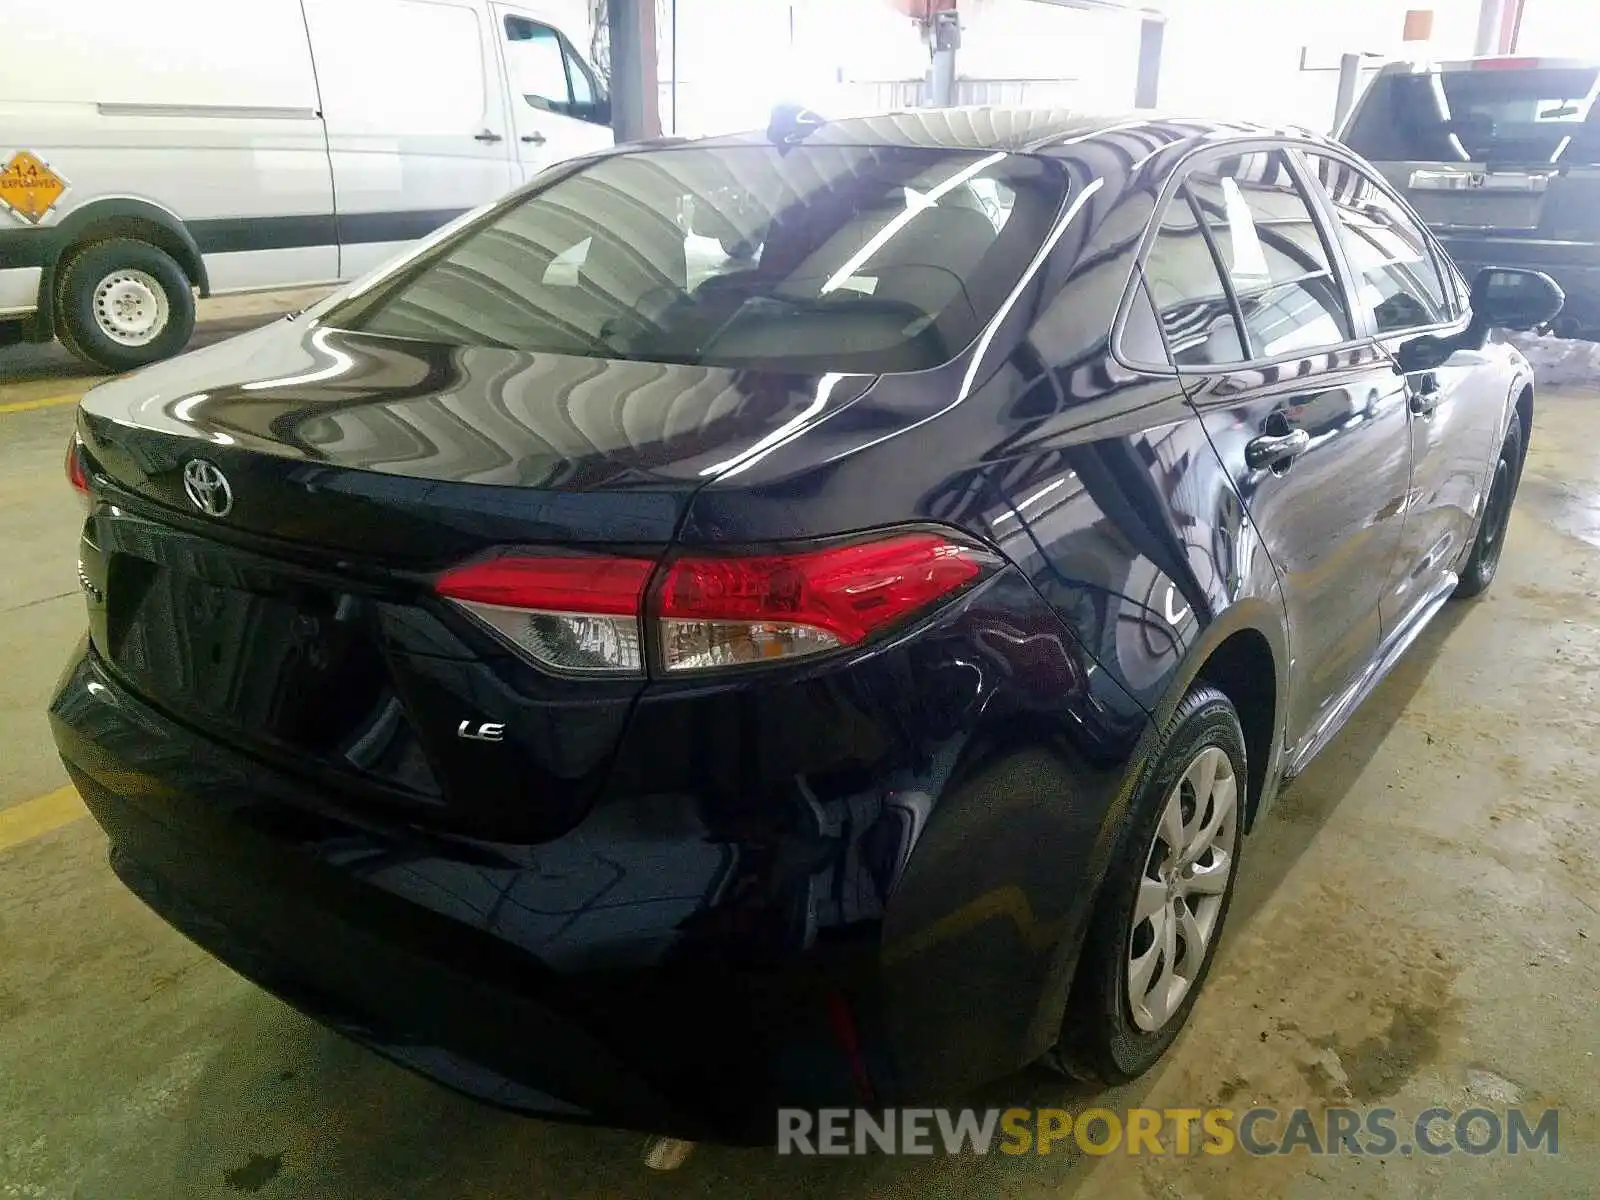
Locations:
51;108;1560;1142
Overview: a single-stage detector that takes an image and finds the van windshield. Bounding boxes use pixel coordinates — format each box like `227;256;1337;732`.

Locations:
1346;66;1600;165
325;145;1067;374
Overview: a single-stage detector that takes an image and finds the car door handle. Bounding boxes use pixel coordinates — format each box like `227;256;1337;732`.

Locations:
521;132;547;145
474;129;504;143
1409;371;1440;417
1245;428;1311;471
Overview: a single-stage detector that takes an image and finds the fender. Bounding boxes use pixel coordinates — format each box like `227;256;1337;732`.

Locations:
23;197;209;342
1451;355;1535;575
1503;359;1535;449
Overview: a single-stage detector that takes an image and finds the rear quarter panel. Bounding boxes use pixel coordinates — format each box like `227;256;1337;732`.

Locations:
668;123;1294;1091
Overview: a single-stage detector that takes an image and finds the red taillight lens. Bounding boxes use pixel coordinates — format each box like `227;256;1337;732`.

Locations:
655;533;988;672
65;434;90;506
433;533;992;677
436;554;653;674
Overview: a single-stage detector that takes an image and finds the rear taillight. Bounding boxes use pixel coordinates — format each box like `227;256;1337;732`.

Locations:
436;555;654;675
433;532;994;677
65;434;90;507
656;534;988;672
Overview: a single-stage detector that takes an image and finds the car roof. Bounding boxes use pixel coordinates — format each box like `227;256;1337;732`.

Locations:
666;107;1330;158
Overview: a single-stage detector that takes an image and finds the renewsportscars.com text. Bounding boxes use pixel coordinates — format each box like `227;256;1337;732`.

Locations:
776;1106;1560;1157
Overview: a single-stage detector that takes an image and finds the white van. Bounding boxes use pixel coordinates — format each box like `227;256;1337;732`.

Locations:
0;0;613;371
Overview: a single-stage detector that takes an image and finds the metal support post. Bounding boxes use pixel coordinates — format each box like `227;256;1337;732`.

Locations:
1135;14;1164;110
1333;52;1363;133
607;0;661;143
927;10;960;107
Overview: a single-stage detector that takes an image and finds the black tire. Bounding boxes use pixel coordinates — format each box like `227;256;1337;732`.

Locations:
1454;415;1525;599
1046;685;1247;1084
54;238;195;372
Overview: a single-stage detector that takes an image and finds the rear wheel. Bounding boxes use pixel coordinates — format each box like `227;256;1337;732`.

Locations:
1047;686;1246;1083
54;238;195;372
1454;416;1524;599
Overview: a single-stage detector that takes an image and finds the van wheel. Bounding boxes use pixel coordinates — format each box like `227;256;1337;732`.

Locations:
1044;686;1246;1083
54;238;195;372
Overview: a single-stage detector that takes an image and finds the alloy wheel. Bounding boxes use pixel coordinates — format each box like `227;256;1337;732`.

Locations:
1478;455;1514;576
1127;745;1238;1032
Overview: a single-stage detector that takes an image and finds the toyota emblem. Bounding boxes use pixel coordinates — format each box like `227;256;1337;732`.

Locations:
182;459;233;517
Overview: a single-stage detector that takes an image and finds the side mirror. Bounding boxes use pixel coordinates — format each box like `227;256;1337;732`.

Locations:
1471;267;1565;333
1395;333;1454;373
586;97;612;127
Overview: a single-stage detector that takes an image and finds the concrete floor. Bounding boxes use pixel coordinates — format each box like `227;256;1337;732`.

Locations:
1;320;1595;1197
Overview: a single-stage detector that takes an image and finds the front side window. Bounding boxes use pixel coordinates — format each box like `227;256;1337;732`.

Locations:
566;42;597;106
504;17;573;112
1303;153;1451;335
325;146;1068;374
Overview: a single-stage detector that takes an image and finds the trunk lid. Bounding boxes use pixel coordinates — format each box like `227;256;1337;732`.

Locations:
77;320;873;839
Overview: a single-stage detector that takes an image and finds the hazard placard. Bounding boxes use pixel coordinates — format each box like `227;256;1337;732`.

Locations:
0;151;68;225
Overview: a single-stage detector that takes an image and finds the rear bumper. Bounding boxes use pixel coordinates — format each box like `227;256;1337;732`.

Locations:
1438;235;1600;329
50;566;1149;1140
58;679;691;1134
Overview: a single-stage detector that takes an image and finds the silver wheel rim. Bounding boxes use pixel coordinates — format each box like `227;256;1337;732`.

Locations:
1127;745;1238;1032
92;268;169;347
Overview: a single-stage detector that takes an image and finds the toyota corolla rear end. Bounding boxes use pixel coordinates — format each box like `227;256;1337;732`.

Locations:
49;134;1147;1141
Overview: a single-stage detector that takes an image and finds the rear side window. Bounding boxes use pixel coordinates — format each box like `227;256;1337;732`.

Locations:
326;146;1067;374
1346;67;1600;165
1142;148;1352;366
1303;153;1451;334
1141;190;1247;367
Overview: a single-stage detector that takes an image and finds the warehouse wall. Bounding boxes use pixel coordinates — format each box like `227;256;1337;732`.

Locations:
1156;0;1482;130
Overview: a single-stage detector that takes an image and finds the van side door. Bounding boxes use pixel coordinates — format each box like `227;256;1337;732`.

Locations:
1144;145;1413;761
493;7;615;182
303;0;518;279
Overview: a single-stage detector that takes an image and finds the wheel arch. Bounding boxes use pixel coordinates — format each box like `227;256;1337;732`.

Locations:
1513;379;1534;466
28;198;207;342
1148;597;1290;832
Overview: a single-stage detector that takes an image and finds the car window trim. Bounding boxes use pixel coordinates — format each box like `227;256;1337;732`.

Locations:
1112;265;1178;371
1281;147;1375;342
1180;180;1256;360
1112;137;1373;376
1292;144;1470;342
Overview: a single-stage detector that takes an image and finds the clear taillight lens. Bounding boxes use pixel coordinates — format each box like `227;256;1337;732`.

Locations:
654;534;990;672
433;533;993;677
435;555;653;675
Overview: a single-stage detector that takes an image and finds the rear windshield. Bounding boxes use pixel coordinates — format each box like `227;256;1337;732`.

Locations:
326;145;1067;374
1347;67;1600;165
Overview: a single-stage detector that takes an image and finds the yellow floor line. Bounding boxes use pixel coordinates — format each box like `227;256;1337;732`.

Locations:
0;786;87;852
0;392;82;416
